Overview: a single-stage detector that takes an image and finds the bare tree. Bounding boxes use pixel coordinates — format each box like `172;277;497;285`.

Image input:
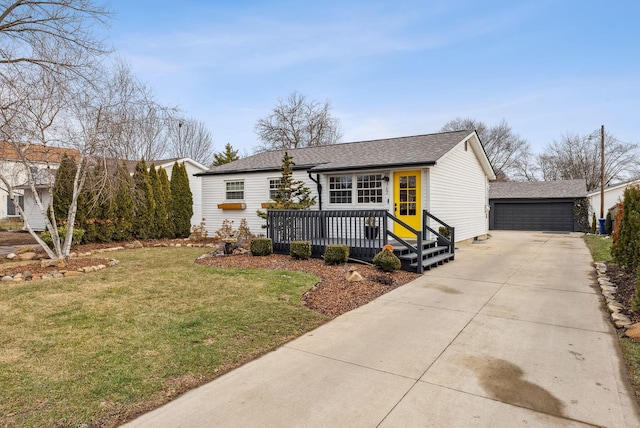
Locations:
167;116;214;166
440;118;531;181
254;91;342;152
0;0;111;73
535;131;639;191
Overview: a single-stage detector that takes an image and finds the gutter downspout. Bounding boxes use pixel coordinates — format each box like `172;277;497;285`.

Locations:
308;172;322;210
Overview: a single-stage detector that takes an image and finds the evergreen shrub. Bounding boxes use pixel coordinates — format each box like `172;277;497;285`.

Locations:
41;227;85;248
290;241;311;259
372;248;402;272
324;244;349;265
250;238;273;256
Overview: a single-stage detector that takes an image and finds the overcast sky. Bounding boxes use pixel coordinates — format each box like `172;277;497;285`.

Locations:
106;0;639;156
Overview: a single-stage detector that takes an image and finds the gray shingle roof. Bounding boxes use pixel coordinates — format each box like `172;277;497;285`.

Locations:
489;180;587;199
199;130;474;175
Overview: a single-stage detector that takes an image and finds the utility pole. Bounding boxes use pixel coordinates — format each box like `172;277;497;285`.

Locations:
600;124;605;219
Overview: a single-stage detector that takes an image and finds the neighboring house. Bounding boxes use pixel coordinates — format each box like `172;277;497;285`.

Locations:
587;179;640;219
0;141;79;222
489;180;587;232
20;156;208;231
198;130;496;243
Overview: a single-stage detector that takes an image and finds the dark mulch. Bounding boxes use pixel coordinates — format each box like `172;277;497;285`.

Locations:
196;253;420;318
607;263;640;323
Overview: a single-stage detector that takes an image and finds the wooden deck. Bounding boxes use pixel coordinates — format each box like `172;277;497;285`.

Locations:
266;209;455;273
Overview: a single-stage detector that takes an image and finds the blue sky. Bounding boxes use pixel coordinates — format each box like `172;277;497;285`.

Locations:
106;0;639;156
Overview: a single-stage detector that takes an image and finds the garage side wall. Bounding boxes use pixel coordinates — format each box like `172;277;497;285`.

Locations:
429;141;489;242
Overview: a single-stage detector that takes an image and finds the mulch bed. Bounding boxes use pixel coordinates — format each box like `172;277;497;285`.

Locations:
196;253;420;318
607;263;640;324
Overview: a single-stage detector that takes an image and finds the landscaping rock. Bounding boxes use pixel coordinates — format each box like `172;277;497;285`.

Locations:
40;258;65;268
53;273;64;279
64;271;83;277
6;253;16;260
41;274;53;280
345;270;363;282
2;275;13;282
625;323;640;342
17;252;36;261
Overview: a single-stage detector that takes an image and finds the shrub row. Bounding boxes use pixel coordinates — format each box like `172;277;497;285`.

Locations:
249;239;401;272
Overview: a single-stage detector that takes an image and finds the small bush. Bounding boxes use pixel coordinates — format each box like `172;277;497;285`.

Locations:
250;238;272;256
591;213;597;234
41;226;85;248
324;244;349;265
290;241;311;260
438;226;451;239
605;211;613;235
372;248;401;272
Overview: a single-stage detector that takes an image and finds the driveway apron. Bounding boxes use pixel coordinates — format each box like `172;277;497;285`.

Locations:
124;231;640;427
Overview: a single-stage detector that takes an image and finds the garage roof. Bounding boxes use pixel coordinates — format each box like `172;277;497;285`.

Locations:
490;180;587;199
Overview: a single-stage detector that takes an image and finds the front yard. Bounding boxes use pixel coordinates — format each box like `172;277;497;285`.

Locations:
0;248;328;427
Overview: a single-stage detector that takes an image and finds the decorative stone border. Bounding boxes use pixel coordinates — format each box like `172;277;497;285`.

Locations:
2;240;218;283
1;259;119;283
596;262;633;328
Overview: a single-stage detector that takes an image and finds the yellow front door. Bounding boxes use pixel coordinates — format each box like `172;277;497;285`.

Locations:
393;170;421;238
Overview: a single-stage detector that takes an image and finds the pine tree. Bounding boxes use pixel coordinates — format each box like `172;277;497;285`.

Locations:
257;151;316;224
149;164;170;239
158;167;174;238
212;143;240;166
132;158;156;240
612;185;640;272
51;154;77;225
170;162;193;238
113;162;134;241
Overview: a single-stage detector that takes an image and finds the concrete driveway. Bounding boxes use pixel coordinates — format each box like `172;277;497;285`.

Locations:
124;231;640;427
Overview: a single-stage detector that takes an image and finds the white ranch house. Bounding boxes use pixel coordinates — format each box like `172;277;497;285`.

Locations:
198;131;495;271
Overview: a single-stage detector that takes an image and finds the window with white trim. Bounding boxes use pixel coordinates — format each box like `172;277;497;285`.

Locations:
357;174;383;203
225;180;244;200
329;175;352;204
268;178;282;200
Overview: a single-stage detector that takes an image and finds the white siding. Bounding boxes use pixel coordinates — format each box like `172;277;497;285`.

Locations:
22;188;50;231
160;160;205;227
201;171;319;236
429;140;489;242
588;182;640;218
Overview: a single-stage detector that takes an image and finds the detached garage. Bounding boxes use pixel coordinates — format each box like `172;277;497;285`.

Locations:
489;180;587;232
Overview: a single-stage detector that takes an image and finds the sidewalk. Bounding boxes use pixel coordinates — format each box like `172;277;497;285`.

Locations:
124;231;640;427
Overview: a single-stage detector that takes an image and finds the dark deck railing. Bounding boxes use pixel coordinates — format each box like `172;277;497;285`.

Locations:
267;209;387;261
266;209;455;274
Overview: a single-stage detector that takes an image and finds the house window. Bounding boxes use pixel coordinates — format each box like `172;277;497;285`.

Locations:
268;178;282;200
357;174;383;203
7;194;24;216
225;180;244;200
329;175;352;204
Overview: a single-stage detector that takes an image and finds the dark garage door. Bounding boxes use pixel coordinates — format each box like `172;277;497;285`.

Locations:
492;201;576;231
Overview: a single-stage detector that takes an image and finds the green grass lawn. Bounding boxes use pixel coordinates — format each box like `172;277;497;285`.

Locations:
583;234;613;262
0;248;328;427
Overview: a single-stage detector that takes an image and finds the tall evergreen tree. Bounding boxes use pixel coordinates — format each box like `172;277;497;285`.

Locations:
132;158;156;240
113;162;135;241
257;151;316;224
149;164;170;239
158;167;174;239
170;162;193;238
212;143;240;166
51;154;77;225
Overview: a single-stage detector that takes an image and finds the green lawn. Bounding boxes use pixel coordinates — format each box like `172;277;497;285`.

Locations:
0;248;328;427
583;234;613;262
